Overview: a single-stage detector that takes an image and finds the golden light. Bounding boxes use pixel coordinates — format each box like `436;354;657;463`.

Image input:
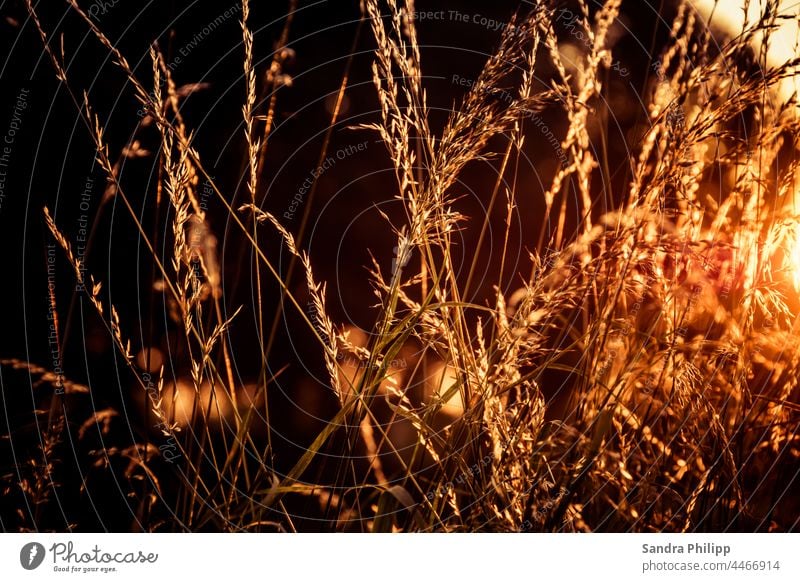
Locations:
691;0;800;105
425;361;464;418
692;1;800;293
791;222;800;292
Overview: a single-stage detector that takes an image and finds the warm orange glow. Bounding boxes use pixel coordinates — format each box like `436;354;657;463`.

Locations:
791;223;800;292
691;1;799;103
426;361;464;417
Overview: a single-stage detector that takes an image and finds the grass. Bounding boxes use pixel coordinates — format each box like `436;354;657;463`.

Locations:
5;0;799;532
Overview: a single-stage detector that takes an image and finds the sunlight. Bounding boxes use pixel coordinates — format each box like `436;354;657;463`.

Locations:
12;0;800;537
691;0;800;104
692;2;800;292
791;222;800;291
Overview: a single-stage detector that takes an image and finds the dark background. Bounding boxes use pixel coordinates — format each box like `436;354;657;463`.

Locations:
0;0;682;530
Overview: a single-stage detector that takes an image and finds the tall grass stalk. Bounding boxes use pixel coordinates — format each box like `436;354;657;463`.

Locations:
12;0;800;531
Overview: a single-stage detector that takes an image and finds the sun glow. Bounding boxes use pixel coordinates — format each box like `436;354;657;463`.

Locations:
691;0;800;105
790;222;800;292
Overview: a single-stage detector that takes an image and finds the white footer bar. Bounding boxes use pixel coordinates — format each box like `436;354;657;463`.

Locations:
1;533;797;581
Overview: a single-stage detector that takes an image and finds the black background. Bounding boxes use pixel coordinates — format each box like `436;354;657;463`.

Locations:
0;0;681;530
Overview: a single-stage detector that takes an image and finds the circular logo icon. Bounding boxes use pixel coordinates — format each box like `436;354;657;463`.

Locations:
20;542;46;570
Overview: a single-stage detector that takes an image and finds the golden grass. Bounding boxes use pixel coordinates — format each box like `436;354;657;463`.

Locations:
9;0;800;532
